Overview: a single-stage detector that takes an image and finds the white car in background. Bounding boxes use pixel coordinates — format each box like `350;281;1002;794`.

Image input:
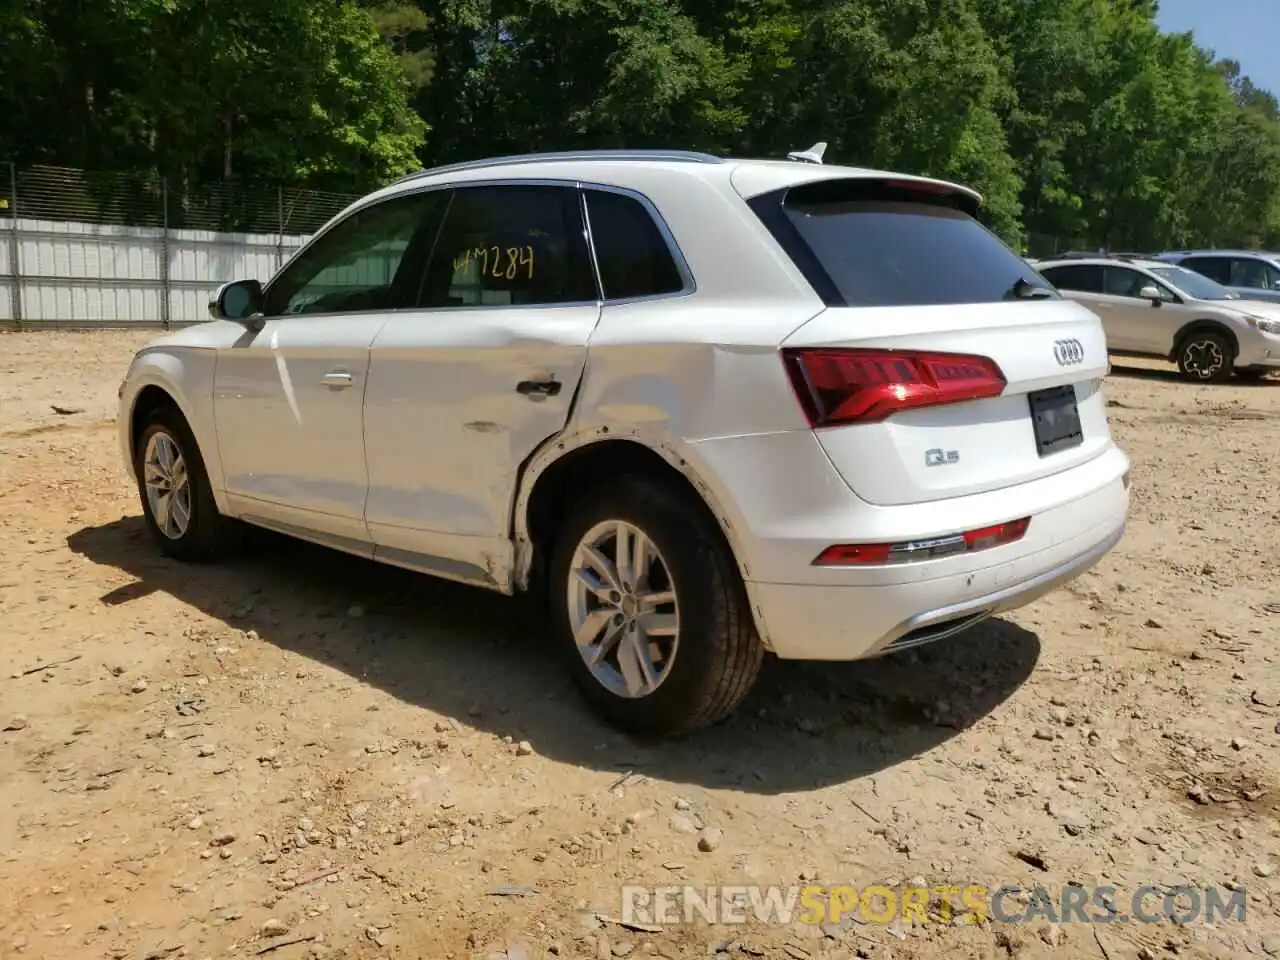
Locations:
117;147;1130;736
1035;255;1280;382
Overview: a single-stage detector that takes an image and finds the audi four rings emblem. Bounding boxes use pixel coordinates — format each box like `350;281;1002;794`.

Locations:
1053;338;1085;366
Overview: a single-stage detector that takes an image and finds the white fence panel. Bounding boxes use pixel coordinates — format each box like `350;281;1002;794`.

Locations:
0;217;312;328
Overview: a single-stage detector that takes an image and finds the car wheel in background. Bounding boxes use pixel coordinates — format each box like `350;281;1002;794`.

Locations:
1175;331;1234;383
548;476;764;737
134;407;240;561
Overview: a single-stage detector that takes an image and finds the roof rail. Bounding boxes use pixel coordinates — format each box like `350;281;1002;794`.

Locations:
392;149;724;185
1054;250;1148;262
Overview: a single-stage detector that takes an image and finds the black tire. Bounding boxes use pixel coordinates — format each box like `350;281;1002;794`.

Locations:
547;476;764;738
1175;330;1234;383
133;405;240;562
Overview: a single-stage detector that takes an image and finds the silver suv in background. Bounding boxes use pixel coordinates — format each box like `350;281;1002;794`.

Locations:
1034;255;1280;382
1153;250;1280;304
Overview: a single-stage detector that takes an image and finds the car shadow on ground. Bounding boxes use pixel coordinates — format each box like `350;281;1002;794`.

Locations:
68;517;1041;795
1109;363;1276;386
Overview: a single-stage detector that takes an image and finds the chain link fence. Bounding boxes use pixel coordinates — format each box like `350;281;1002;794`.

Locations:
1;163;362;329
1025;233;1094;260
0;163;1087;329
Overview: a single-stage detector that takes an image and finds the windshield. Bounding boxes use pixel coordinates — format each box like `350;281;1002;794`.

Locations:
1148;265;1236;301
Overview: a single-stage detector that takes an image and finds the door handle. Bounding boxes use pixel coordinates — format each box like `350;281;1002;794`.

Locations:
516;379;562;398
320;371;354;389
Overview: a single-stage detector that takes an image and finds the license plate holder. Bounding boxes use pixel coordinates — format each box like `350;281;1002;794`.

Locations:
1028;384;1083;457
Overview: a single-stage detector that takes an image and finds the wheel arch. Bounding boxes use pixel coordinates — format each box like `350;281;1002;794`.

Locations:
1168;319;1239;362
129;384;185;461
121;349;227;512
512;431;774;649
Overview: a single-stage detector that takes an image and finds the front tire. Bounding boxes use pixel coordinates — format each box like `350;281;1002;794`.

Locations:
134;407;239;562
548;477;764;738
1176;331;1234;383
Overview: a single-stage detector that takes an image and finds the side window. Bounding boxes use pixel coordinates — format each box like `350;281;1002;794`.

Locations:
1181;257;1231;285
420;185;595;308
1232;258;1280;290
263;192;443;316
584;189;686;300
1040;264;1103;292
1103;267;1146;298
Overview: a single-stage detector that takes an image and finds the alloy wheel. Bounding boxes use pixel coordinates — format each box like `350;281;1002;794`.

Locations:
566;520;680;699
143;431;192;540
1183;338;1225;380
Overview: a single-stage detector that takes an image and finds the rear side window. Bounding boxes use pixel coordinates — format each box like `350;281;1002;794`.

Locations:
419;184;595;308
1232;257;1280;290
585;189;685;300
1181;256;1232;285
749;179;1055;307
1040;264;1103;293
1102;266;1148;297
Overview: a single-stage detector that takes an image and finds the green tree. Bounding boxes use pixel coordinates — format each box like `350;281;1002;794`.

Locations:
0;0;425;189
415;0;742;164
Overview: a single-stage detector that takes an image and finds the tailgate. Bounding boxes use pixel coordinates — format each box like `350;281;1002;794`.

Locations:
782;300;1112;505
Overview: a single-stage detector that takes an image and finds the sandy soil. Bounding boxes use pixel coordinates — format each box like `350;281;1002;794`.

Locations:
1;330;1278;960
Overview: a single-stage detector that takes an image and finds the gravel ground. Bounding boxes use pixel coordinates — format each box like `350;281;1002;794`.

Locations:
1;330;1278;960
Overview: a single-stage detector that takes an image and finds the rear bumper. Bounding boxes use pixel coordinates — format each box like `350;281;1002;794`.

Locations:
751;511;1123;660
678;414;1129;660
736;454;1129;661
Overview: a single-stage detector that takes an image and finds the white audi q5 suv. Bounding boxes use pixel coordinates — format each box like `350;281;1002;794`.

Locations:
117;146;1131;736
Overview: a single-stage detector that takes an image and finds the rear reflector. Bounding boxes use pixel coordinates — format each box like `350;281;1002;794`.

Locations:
813;517;1030;566
781;347;1006;427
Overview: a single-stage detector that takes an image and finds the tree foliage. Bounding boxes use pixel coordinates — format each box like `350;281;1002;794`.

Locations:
2;0;1279;248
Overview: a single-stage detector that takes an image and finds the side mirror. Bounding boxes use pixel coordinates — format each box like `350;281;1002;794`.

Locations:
209;279;265;330
1138;285;1163;305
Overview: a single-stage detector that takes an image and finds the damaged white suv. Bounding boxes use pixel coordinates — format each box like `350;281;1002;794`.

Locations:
117;146;1130;736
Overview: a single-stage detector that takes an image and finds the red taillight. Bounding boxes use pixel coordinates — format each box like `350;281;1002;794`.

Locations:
781;348;1006;427
813;517;1031;566
962;517;1030;551
811;543;892;565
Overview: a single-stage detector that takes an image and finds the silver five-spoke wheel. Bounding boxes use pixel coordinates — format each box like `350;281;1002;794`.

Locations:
143;431;192;540
567;520;680;699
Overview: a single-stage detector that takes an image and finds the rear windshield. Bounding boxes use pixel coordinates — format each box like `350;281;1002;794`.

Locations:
751;180;1055;307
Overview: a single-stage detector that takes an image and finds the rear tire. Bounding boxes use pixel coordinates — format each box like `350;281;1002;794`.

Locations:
1175;331;1234;383
134;406;240;562
548;476;763;737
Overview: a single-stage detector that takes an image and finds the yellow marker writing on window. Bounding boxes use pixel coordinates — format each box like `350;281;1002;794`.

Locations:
453;245;534;280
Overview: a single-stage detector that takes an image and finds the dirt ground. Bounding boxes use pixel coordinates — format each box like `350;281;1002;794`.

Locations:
1;330;1278;960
